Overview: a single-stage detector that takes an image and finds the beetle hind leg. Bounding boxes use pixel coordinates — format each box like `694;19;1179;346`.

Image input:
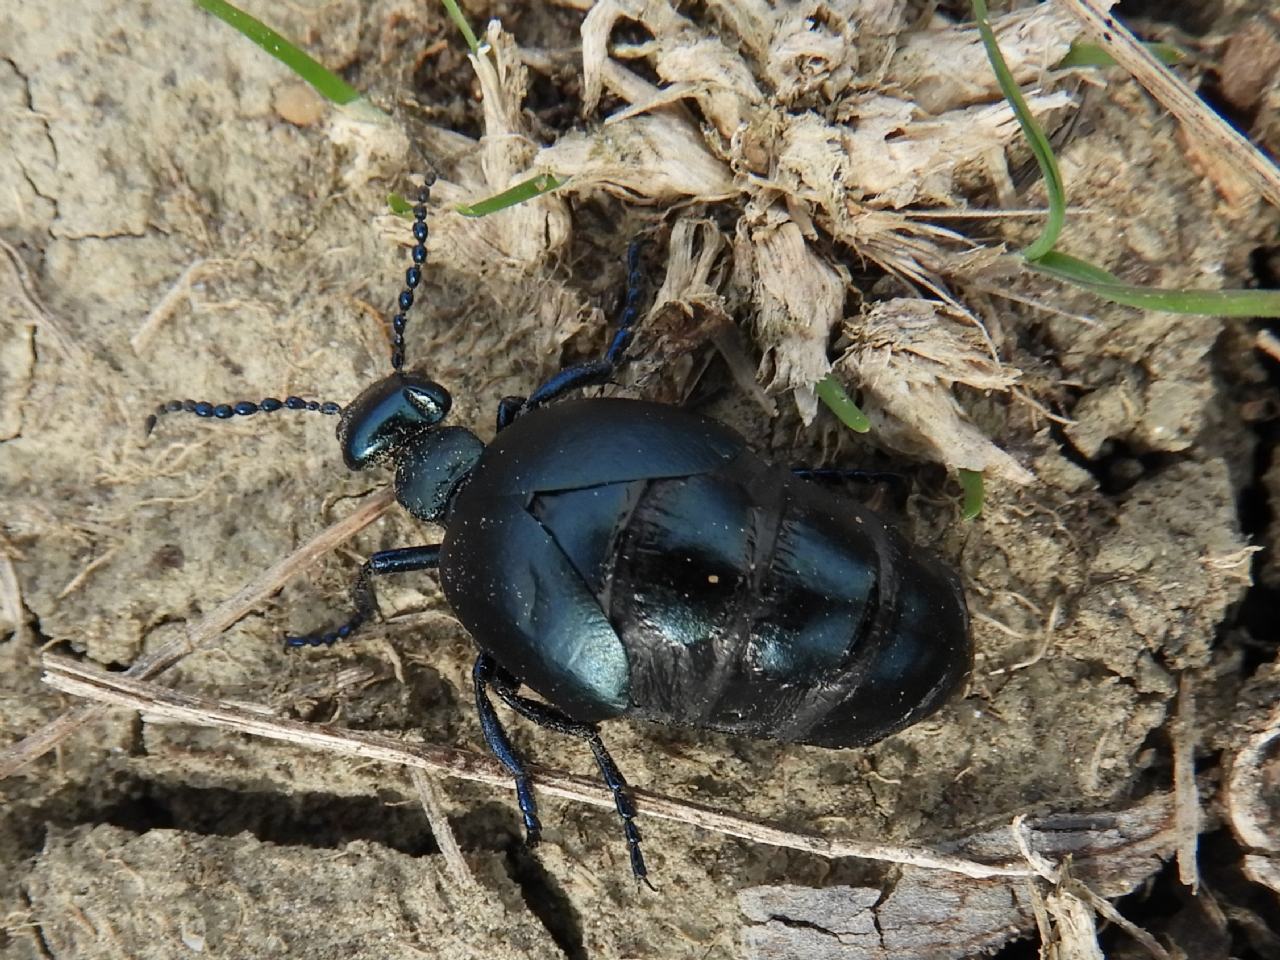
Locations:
485;661;652;885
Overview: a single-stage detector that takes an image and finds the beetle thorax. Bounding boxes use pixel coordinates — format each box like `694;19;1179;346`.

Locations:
394;426;484;522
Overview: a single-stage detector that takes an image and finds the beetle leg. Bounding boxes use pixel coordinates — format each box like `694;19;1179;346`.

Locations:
487;665;651;886
496;396;525;432
497;241;646;425
473;654;543;846
285;544;440;647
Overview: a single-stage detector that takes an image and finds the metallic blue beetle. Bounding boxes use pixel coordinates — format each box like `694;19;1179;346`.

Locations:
149;181;971;881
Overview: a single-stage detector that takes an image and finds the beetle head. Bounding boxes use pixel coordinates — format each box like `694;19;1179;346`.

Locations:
338;372;483;523
338;372;452;471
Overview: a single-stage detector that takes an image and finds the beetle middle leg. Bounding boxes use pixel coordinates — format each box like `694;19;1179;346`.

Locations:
285;544;440;647
474;653;652;884
497;240;646;432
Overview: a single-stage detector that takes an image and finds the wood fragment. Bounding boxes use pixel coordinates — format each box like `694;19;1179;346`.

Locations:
737;794;1179;960
1226;698;1280;853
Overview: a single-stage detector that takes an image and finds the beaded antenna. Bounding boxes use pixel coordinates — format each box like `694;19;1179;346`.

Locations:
145;178;434;435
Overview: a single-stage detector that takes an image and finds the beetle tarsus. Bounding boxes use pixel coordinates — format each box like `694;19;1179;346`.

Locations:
496;395;525;432
591;735;649;883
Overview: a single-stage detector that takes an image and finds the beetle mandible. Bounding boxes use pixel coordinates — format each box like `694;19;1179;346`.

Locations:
147;178;971;882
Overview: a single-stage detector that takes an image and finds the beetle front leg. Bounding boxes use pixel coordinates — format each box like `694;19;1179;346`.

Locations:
473;654;543;845
285;544;440;647
496;241;646;428
486;664;651;885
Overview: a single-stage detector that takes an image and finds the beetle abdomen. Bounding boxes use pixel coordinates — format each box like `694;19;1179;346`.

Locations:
603;455;968;748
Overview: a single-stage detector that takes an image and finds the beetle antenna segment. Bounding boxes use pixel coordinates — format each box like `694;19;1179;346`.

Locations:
390;176;434;372
606;239;644;365
143;396;342;436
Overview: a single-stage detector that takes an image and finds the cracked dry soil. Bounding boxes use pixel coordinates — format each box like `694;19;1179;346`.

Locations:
3;1;1280;958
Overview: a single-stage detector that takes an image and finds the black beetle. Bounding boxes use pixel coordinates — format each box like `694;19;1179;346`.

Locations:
148;180;971;881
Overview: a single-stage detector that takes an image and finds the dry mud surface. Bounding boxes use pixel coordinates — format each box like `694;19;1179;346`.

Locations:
2;1;1280;958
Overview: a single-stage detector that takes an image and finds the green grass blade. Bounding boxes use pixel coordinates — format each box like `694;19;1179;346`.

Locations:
388;192;413;216
959;469;985;520
970;0;1066;260
456;173;567;217
1032;251;1280;316
438;0;481;54
195;0;362;106
1057;40;1184;69
816;375;871;434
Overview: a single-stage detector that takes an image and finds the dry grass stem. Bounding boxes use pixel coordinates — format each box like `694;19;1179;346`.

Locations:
40;657;1042;881
1069;880;1173;960
0;489;395;779
130;258;208;355
1061;0;1280;210
1042;887;1106;960
409;768;476;890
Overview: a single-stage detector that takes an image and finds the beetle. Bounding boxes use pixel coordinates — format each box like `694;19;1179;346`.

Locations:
147;179;971;882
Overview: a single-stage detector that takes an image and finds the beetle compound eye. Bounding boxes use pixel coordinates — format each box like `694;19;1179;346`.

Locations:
404;380;451;423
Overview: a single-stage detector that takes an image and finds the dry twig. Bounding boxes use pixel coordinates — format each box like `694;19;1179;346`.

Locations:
131;258;211;355
1;237;87;368
1061;0;1280;210
40;657;1041;881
